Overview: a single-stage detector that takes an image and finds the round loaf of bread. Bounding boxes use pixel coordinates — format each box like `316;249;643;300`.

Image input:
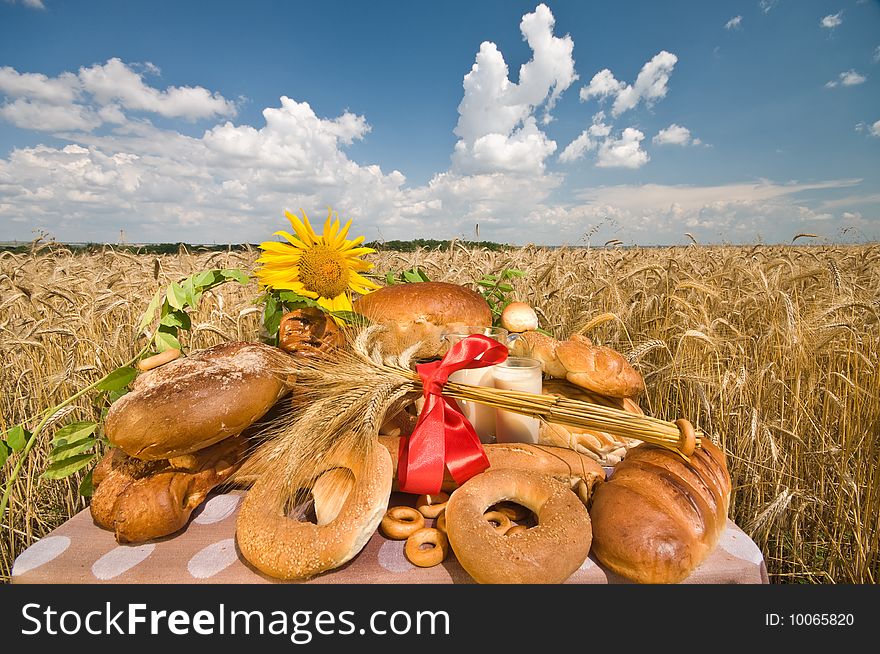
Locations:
500;302;538;333
104;341;292;460
353;282;492;359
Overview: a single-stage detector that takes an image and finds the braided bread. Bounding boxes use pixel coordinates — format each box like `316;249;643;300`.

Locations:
511;330;644;398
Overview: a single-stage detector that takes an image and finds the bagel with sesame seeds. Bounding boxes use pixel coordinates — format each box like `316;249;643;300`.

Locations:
235;440;393;581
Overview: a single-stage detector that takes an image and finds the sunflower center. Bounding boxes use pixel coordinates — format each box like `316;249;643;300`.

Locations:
297;245;351;299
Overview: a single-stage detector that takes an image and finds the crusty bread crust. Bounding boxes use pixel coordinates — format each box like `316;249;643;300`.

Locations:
104;341;292;460
90;435;246;543
589;439;731;584
353;282;492;358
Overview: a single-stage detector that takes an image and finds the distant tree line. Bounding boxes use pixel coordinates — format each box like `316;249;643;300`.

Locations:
0;239;513;255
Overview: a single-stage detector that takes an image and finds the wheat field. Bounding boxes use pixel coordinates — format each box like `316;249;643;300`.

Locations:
1;241;878;584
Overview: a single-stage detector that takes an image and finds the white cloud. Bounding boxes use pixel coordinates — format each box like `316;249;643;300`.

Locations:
580;69;624;102
871;120;880;137
0;58;238;136
0;97;101;131
874;46;880;63
558;112;611;163
0;67;80;104
653;124;693;146
725;16;743;30
759;0;778;13
820;12;843;29
78;58;237;120
596;127;649;168
826;70;867;87
553;178;866;243
451;3;576;175
580;51;678;117
7;0;45;8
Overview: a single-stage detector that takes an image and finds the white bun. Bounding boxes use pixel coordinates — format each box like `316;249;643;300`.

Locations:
500;302;539;333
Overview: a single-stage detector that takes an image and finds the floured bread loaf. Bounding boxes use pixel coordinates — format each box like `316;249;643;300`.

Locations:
105;341;292;460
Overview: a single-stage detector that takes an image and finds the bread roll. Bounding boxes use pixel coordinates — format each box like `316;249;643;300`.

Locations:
90;435;246;543
589;439;731;583
500;302;538;333
510;330;567;378
278;308;344;357
105;341;292;460
353;282;492;359
555;339;645;398
512;330;645;399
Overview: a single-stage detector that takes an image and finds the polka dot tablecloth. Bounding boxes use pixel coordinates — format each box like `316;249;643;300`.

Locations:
11;491;769;584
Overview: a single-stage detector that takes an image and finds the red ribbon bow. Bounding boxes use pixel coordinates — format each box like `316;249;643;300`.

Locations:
397;334;509;495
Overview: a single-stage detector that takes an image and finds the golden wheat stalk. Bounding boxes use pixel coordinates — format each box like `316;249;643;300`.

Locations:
379;364;700;458
247;325;701;492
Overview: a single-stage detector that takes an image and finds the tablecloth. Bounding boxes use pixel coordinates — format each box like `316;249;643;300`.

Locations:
11;490;768;584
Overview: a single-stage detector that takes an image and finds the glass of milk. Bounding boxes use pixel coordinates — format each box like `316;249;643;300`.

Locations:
443;326;510;443
492;357;542;444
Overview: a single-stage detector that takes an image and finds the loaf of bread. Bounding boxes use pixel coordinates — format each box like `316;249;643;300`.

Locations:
104;341;293;460
90;434;247;543
588;439;731;583
511;330;644;398
352;281;492;359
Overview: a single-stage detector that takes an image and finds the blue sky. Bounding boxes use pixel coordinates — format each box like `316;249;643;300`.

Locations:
0;0;878;246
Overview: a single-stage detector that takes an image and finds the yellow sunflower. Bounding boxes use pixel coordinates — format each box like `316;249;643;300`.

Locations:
255;208;380;313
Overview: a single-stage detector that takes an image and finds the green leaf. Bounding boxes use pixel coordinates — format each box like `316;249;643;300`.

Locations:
277;290;317;306
51;421;99;445
181;276;198;307
385;271;396;285
41;453;96;480
193;269;220;289
0;440;9;468
154;329;182;352
108;388;129;404
49;437;97;463
6;425;28;452
138;287;165;332
159;309;191;330
78;468;95;497
166;281;187;310
95;366;137;392
221;268;250;285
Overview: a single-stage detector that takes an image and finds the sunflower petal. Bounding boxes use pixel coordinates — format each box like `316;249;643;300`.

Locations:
286;210;316;246
272;230;308;249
